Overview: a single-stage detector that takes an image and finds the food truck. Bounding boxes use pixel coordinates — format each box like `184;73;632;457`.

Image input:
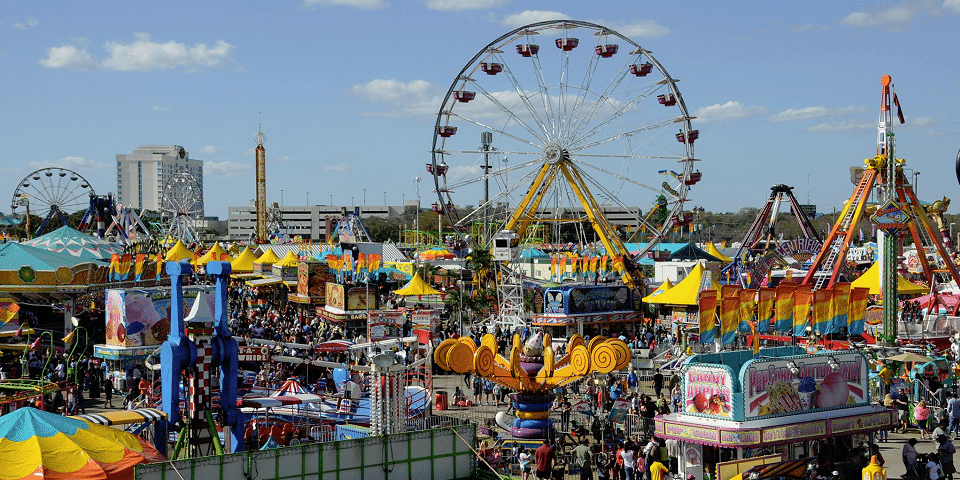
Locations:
655;346;895;480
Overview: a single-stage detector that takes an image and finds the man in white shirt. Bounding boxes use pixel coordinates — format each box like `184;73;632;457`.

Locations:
929;453;945;480
621;447;636;480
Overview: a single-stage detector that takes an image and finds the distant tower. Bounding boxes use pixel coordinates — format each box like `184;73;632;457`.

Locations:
255;124;267;243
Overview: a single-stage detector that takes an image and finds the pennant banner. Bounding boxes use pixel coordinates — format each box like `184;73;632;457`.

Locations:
774;284;797;333
848;287;869;335
757;287;775;333
812;288;833;336
720;296;739;345
831;282;851;335
793;286;813;336
738;289;756;333
698;290;718;344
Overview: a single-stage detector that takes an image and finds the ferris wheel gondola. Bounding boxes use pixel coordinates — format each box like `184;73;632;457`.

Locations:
429;20;699;287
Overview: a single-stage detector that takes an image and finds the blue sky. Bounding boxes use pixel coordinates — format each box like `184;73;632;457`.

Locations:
2;0;959;221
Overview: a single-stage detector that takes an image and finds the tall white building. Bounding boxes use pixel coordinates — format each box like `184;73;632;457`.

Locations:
116;145;204;215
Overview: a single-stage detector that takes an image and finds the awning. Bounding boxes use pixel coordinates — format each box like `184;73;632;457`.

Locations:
239;393;325;409
232;273;263;279
72;408;167;427
246;277;283;287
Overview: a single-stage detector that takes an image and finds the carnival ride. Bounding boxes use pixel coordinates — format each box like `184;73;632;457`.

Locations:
429;20;700;289
160;171;204;245
434;331;631;439
10;167;95;238
722;184;822;288
800;76;960;304
328;208;371;244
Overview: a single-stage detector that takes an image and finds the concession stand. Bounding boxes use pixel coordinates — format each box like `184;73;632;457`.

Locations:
655;346;895;480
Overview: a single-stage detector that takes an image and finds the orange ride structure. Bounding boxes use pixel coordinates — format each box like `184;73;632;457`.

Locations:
434;331;631;438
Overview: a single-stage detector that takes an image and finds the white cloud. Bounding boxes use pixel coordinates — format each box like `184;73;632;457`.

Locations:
275;155;291;163
598;19;670;38
196;145;220;155
807;120;874;132
903;116;939;128
322;163;348;172
349;79;442;117
767;105;860;122
29;156;108;169
920;129;945;138
946;0;960;13
500;10;570;27
693;101;767;123
39;44;97;71
150;106;170;112
242;148;255;156
840;6;914;26
204;161;250;176
302;0;389;10
40;33;235;72
426;0;508;11
14;17;38;30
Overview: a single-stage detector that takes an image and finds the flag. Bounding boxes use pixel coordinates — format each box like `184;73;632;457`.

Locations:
775;284;797;332
698;290;718;344
831;282;851;334
155;252;163;277
109;253;120;281
848;287;869;335
812;288;833;335
793;285;813;336
720;295;739;345
738;289;756;333
559;256;568;279
893;93;905;124
720;284;739;300
757;287;775;333
550;257;558;280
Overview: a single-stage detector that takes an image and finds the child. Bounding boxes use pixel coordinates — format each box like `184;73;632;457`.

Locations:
518;447;532;480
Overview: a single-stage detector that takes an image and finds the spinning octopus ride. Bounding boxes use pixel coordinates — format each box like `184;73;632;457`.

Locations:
434;331;631;438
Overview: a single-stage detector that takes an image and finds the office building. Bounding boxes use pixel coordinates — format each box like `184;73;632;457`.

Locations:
116;145;204;215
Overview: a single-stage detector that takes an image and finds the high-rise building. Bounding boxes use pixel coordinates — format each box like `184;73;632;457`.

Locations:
116;145;204;216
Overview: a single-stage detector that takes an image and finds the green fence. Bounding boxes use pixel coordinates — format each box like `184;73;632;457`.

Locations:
135;424;477;480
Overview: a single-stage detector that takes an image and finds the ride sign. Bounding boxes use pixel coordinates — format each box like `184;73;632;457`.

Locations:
871;200;913;233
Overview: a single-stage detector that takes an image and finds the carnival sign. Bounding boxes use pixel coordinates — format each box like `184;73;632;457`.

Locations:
745;353;867;418
684;366;734;417
871;200;913;233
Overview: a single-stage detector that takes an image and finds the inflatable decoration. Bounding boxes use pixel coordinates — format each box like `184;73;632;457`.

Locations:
434;331;631;439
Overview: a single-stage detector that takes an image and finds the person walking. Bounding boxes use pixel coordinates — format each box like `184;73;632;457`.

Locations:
939;435;957;480
518;447;532;480
572;439;594;480
103;376;113;408
653;369;664;398
535;438;557;480
902;438;919;478
948;393;960;438
916;401;931;439
621;445;636;480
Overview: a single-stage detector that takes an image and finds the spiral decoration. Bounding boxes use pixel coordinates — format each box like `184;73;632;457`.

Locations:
591;343;617;374
607;339;632;370
480;333;498;352
570;344;590;376
587;335;607;353
433;338;457;370
474;345;496;377
568;334;585;352
446;342;475;373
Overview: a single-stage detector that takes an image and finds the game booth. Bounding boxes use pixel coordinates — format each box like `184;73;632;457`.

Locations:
655;346;895;480
530;284;644;338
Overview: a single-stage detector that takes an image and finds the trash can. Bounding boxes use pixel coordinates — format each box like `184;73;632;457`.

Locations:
435;391;448;411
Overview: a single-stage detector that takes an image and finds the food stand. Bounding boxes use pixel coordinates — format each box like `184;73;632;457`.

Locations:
655;346;895;480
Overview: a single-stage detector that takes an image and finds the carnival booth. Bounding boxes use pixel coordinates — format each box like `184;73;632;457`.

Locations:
532;284;642;338
655;346;894;480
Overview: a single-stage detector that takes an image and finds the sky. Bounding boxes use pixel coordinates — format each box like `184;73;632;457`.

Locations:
2;0;960;222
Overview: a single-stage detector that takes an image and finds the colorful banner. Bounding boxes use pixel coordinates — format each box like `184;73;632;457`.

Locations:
757;287;775;333
831;282;851;335
793;286;813;336
774;284;797;333
550;257;558;280
134;254;146;282
745;353;868;417
698;290;718;344
720;296;739;345
738;289;756;333
720;284;739;300
684;366;733;417
848;287;869;335
812;288;833;335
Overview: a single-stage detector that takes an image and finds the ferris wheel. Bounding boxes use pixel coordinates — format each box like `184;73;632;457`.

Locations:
430;20;700;287
10;168;95;236
161;172;203;245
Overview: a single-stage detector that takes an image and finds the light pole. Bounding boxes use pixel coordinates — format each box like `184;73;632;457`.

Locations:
416;177;421;264
913;170;920;197
329;194;333;205
306;192;309;205
383;191;386;206
363;188;367;206
280;189;284;206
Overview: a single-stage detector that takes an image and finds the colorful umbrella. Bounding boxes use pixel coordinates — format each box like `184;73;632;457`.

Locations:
0;407;165;480
315;339;355;353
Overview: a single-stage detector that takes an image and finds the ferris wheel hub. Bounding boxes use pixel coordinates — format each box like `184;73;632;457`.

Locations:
542;143;569;165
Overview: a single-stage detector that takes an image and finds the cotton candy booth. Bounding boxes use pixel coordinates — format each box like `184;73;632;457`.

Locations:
655;347;895;480
94;287;213;393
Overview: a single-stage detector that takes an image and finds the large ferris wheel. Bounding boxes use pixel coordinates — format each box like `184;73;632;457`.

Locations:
430;20;700;287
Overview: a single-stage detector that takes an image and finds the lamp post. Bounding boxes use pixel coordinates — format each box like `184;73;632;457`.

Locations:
31;331;54;380
363;188;367;206
281;189;284;206
913;170;920;197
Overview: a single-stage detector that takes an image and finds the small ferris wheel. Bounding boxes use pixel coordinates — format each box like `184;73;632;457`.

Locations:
161;172;203;244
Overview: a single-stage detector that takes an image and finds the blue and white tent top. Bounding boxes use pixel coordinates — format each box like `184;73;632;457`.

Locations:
22;226;123;261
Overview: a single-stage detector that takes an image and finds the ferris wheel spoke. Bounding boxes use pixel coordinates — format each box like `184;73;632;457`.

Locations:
453;166;543;227
567;56;637;144
442;157;541;191
557;163;631;261
574;152;687;160
468;81;548;145
572;116;685;152
527;51;560;140
568;83;668;148
493;53;553;141
571;158;665;195
444;110;543;150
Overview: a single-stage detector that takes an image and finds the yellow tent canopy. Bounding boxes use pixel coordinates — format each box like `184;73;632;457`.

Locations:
642;278;674;303
644;262;721;306
393;272;443;296
254;249;280;266
196;243;231;266
275;251;300;268
851;261;927;295
164;240;195;262
706;243;733;263
231;247;257;273
227;243;241;254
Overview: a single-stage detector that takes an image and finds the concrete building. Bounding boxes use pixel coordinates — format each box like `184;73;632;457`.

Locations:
116;145;204;215
227;203;403;241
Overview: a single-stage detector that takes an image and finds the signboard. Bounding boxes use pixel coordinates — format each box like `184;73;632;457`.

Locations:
297;261;334;300
542;285;632;314
326;283;346;310
346;287;372;310
105;287;213;347
744;353;867;418
409;309;439;332
871;200;914;233
238;345;271;362
368;310;404;342
684;366;734;417
761;421;827;443
664;422;720;443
